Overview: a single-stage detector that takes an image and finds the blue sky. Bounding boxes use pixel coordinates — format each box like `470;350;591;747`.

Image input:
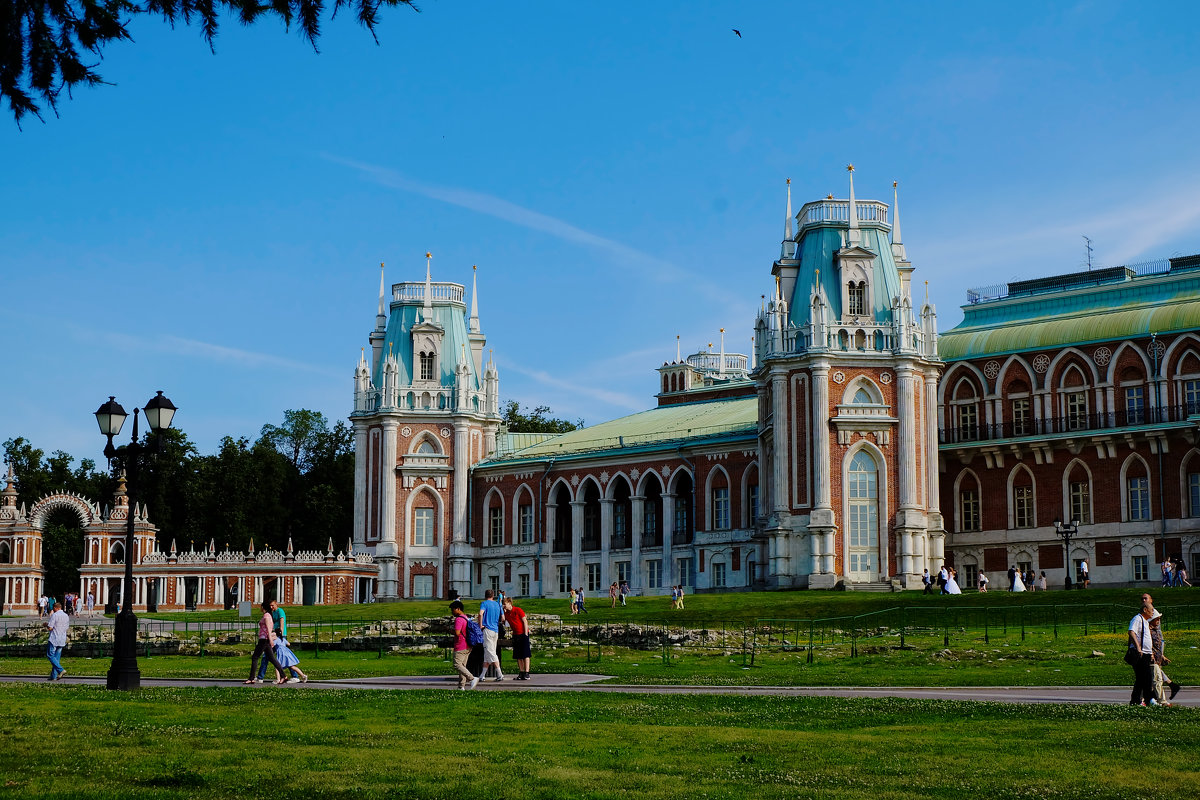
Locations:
3;1;1200;461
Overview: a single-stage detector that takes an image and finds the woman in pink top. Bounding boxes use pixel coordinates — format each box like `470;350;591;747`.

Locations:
245;601;286;685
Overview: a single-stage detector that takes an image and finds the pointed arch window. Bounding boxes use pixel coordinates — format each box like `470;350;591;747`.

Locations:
413;507;434;546
1185;379;1200;415
847;452;880;576
419;352;435;381
847;282;866;316
852;388;873;404
1069;477;1091;525
1013;481;1034;529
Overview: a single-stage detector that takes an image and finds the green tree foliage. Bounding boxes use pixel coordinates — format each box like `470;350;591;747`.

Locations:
1;0;419;124
2;408;355;568
500;400;583;434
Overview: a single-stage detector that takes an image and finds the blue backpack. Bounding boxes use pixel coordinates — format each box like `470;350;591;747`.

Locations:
465;619;485;647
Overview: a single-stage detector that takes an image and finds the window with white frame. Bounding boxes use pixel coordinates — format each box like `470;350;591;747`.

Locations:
1011;397;1031;436
847;282;866;316
412;574;433;599
646;559;662;589
1189;472;1200;517
644;503;657;538
1125;386;1145;424
419;352;435;381
1133;555;1149;581
586;563;602;592
518;502;534;543
712;486;730;530
1065;391;1088;431
749;484;760;522
616;561;631;584
413;507;434;546
849;452;881;574
1069;480;1091;525
489;574;500;595
518;573;530;596
712;561;727;588
488;506;503;546
959;488;981;532
614;504;627;542
557;565;572;594
677;557;695;587
958;403;979;440
1186;379;1200;414
1127;476;1151;521
1014;485;1034;529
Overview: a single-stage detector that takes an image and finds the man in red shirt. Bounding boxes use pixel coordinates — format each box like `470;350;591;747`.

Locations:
502;596;532;681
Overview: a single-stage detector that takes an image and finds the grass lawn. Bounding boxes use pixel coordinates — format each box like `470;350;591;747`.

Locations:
134;586;1200;627
0;684;1197;799
1;628;1197;687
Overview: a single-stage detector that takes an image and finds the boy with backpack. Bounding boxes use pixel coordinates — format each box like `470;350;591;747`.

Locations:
450;600;481;690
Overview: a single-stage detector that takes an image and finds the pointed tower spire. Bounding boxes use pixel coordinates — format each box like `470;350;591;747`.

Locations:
891;180;907;261
676;335;681;362
846;164;860;246
719;328;726;376
781;178;795;259
376;262;387;328
469;264;481;334
421;251;433;323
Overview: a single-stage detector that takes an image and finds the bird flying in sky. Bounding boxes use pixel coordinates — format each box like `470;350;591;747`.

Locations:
732;28;741;38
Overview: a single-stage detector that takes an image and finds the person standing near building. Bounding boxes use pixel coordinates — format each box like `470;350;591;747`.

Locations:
449;600;478;690
978;572;989;593
502;596;532;681
921;569;933;594
1127;602;1156;706
44;602;69;681
38;594;47;617
576;587;588;614
86;591;95;616
619;581;629;606
478;589;505;681
609;582;619;608
1080;560;1089;589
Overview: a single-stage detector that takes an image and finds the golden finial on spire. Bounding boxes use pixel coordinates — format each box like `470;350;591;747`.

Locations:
846;163;854;172
472;264;477;271
786;177;790;185
893;180;898;188
380;261;385;269
827;193;834;200
720;327;725;333
426;251;432;259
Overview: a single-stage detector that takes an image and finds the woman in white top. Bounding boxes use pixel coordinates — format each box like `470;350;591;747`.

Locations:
1012;570;1027;592
945;569;962;595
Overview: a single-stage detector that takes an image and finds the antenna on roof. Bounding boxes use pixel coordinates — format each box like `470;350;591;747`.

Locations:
1083;235;1094;270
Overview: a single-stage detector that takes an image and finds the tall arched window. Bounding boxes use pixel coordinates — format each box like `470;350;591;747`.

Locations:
847;282;866;316
419;352;435;381
847;451;879;578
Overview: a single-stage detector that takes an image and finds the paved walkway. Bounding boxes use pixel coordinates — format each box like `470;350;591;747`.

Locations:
0;673;1193;705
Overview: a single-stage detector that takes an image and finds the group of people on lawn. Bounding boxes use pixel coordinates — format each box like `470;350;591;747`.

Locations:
450;590;532;689
924;562;1092;594
37;592;94;617
244;599;309;685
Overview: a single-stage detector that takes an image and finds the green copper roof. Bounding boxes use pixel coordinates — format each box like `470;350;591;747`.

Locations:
482;396;757;464
941;270;1200;360
377;302;480;390
789;226;902;327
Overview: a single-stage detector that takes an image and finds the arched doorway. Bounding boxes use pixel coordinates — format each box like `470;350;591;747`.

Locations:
41;506;85;601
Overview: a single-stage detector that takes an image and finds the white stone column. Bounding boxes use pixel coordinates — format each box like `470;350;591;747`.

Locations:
895;365;918;578
924;367;944;577
453;422;470;543
376;418;400;599
600;498;614;591
352;421;369;547
630;495;644;592
810;363;836;576
570;500;584;592
544;501;557;595
661;493;676;587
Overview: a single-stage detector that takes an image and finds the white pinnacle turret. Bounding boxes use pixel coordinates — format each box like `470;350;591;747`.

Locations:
847;164;860;246
891;180;907;261
781;178;795;259
376;262;387;330
422;251;433;323
469;264;480;334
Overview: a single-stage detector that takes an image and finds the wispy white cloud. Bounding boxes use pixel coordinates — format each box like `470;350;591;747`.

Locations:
89;330;339;376
324;154;731;296
501;358;644;412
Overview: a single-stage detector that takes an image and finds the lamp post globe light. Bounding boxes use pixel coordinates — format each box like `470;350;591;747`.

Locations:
94;391;177;691
1053;518;1080;591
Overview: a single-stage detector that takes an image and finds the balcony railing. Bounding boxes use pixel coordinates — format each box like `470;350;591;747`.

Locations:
671;529;694;546
581;537;601;552
641;532;663;547
552;537;571;554
939;404;1198;445
610;535;630;550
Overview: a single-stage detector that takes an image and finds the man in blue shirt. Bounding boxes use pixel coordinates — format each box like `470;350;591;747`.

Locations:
478;589;505;681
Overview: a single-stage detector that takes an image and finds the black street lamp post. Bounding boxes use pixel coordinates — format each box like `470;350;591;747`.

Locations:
1053;518;1080;591
95;391;177;691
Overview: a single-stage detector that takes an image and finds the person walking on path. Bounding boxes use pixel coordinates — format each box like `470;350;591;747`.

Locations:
978;572;989;593
449;600;478;690
922;569;933;594
478;589;505;681
503;596;532;681
568;588;578;615
86;591;94;616
44;602;69;681
256;600;304;683
1080;560;1089;588
676;584;686;609
38;594;47;618
1127;602;1156;705
1148;609;1182;704
619;581;629;606
245;601;287;685
576;587;589;614
609;582;619;608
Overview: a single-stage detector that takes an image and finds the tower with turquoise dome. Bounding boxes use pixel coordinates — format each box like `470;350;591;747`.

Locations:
350;255;501;600
754;168;944;589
